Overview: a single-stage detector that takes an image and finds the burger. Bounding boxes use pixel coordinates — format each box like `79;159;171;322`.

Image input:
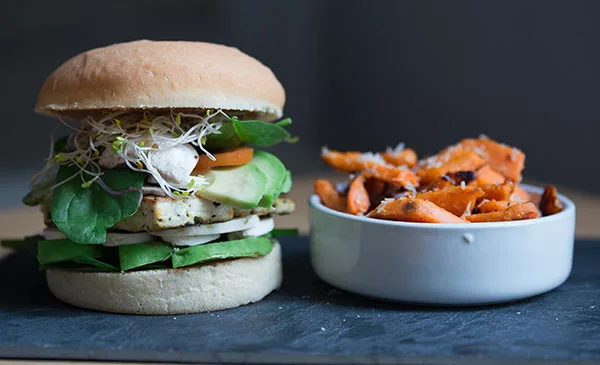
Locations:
11;40;297;314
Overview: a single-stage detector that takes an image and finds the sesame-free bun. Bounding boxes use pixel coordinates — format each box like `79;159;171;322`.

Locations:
46;241;282;315
35;40;285;120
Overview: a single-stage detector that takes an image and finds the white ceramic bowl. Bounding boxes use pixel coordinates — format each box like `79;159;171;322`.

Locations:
309;184;576;305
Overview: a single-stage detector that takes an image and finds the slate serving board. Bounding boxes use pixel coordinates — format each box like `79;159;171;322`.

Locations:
0;237;599;365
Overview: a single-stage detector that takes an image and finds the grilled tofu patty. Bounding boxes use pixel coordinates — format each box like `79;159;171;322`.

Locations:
114;195;295;232
43;193;295;232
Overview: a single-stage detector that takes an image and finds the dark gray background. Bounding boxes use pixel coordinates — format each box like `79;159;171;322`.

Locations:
2;0;600;205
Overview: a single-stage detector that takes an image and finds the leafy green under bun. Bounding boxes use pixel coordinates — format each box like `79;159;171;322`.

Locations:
1;235;42;250
51;166;145;244
172;236;274;268
119;236;274;271
205;117;298;149
68;256;119;271
37;239;118;271
119;242;173;271
5;235;276;272
38;239;106;264
270;228;299;237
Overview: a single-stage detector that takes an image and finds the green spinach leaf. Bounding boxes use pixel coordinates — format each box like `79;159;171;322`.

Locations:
119;242;173;271
172;236;273;268
51;166;145;244
38;238;118;271
270;228;299;237
72;256;119;271
1;235;43;258
205;117;297;149
38;238;104;262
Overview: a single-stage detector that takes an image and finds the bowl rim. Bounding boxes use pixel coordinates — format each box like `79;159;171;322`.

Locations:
309;183;575;230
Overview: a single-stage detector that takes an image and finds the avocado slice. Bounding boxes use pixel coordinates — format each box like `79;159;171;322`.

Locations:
172;236;274;268
196;162;267;209
252;150;287;207
281;170;292;194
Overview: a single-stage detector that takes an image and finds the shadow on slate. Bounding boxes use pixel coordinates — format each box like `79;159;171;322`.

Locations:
0;249;70;312
0;237;599;364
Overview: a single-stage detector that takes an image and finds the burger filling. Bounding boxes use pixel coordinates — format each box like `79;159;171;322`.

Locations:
11;110;297;272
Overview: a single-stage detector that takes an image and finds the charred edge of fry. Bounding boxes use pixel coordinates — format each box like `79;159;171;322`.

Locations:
539;184;563;216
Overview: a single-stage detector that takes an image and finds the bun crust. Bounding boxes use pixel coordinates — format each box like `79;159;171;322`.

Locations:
46;241;282;315
35;40;285;120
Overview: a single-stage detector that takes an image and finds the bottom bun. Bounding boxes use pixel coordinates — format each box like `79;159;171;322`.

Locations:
46;241;282;315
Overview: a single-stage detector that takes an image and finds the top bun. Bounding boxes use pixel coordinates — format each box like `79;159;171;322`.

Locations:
35;40;285;121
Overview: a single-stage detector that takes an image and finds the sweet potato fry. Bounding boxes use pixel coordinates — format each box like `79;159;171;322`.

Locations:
347;175;370;215
417;149;485;185
457;137;525;182
539;185;563;216
480;180;515;201
321;149;419;187
467;202;539;222
477;200;515;213
416;186;485;217
316;135;552;224
382;148;418;167
367;198;468;223
511;184;532;202
314;179;346;212
320;149;362;171
362;169;419;188
469;164;505;186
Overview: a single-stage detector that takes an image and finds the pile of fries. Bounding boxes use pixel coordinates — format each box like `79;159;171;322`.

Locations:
315;136;563;223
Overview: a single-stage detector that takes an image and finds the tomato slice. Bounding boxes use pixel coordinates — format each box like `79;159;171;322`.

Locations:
193;147;254;174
